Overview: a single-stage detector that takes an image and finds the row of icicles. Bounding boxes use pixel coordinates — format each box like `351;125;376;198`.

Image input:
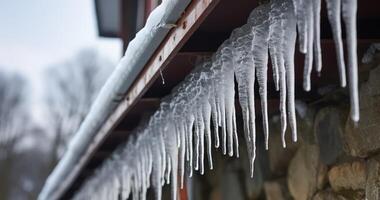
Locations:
73;0;359;199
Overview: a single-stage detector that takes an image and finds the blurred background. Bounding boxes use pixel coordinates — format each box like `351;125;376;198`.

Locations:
0;0;121;199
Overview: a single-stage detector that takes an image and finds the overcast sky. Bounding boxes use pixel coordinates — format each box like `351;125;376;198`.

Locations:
0;0;122;72
0;0;122;127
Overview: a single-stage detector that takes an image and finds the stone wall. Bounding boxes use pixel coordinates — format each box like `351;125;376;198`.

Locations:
190;52;380;200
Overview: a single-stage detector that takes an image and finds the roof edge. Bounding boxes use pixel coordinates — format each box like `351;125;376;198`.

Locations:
38;1;191;199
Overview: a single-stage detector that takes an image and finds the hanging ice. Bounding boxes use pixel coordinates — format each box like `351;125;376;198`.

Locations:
342;0;359;121
231;24;257;176
72;0;360;199
325;0;347;87
291;0;322;91
248;3;270;150
268;0;298;146
293;0;359;121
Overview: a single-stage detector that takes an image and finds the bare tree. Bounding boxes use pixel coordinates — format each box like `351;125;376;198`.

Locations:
44;49;114;161
0;49;114;200
0;70;28;200
0;71;27;155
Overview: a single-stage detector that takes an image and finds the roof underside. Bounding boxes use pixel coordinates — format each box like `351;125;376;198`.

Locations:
62;0;380;198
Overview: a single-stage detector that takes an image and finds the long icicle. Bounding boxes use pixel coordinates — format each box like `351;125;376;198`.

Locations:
342;0;359;122
325;0;347;87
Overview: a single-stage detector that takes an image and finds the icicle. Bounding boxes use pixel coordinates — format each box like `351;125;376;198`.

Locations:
219;40;236;157
342;0;359;122
220;94;227;156
248;89;257;175
325;0;359;121
201;75;214;169
325;0;347;87
140;148;147;200
147;147;153;188
292;0;323;91
179;124;186;188
210;93;220;148
232;109;239;158
292;0;308;53
165;152;172;184
286;38;298;143
313;0;322;73
187;115;194;177
176;124;181;148
249;4;270;150
167;127;178;200
212;53;228;155
159;133;166;186
283;0;298;143
268;1;281;91
197;111;205;174
303;2;314;91
184;122;190;162
268;0;294;147
160;69;165;85
210;56;223;150
194;114;200;171
231;23;256;172
279;58;287;147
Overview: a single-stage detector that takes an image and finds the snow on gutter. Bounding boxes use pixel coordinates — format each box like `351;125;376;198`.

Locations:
38;0;191;199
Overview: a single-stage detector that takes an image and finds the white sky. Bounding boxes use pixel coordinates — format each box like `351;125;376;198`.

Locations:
0;0;122;128
0;0;122;71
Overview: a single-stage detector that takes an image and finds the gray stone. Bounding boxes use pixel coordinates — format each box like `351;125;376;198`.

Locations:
328;160;367;192
314;107;346;165
366;155;380;200
287;144;326;200
344;65;380;157
264;181;283;200
297;107;317;145
264;179;292;200
313;188;365;200
312;189;347;200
